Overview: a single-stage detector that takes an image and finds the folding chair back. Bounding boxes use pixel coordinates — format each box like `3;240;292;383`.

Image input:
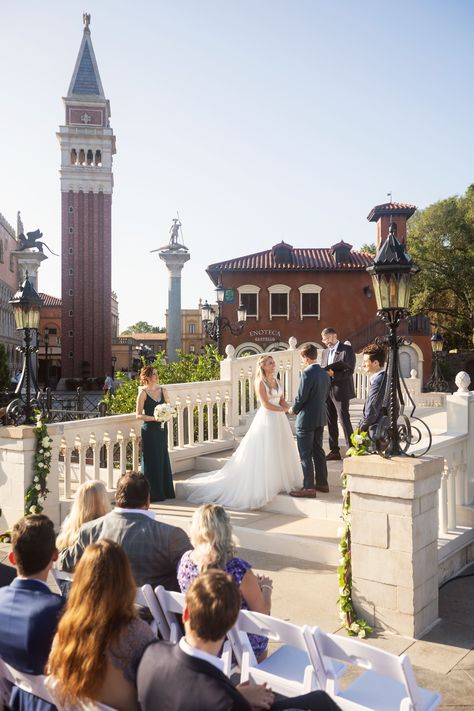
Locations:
227;609;318;697
155;586;186;642
2;661;55;705
311;629;441;711
137;584;170;640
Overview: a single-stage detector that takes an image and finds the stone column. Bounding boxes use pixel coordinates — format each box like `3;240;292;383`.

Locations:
345;455;444;638
159;248;190;362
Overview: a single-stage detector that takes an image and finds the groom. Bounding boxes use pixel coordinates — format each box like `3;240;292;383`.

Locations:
289;343;331;498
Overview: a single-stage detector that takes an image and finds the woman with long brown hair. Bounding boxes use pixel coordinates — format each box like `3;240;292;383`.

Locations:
182;354;303;509
135;365;175;502
48;539;154;711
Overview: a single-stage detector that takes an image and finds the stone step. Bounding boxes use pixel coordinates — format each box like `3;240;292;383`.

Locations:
150;498;341;565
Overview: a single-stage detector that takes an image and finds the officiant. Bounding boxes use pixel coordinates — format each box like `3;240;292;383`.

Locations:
320;328;356;461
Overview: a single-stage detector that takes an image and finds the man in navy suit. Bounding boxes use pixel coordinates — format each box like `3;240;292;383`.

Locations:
138;569;341;711
289;343;331;497
358;343;386;436
0;515;64;708
320;328;356;461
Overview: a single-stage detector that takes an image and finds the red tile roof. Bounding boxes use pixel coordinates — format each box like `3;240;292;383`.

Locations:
207;244;373;275
39;293;61;307
367;202;417;222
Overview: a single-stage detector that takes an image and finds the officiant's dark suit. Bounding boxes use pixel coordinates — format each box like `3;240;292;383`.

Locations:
321;330;356;459
291;347;331;492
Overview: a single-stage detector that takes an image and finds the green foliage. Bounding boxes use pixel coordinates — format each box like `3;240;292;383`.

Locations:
346;429;370;456
360;242;376;255
408;186;474;348
0;343;10;390
121;321;166;334
105;346;222;415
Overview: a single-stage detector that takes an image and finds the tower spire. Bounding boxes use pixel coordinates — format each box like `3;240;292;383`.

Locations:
67;13;105;98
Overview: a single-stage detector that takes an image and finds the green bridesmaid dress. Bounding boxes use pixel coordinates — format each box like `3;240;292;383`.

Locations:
141;392;175;502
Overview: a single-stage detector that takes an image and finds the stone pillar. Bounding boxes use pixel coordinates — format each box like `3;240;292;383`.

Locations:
0;425;60;531
345;455;444;638
159;248;190;362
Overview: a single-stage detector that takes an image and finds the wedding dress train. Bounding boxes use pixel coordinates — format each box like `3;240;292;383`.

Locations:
182;382;303;510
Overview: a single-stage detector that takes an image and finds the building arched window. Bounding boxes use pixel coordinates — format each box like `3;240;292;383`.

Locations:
268;284;291;320
237;284;261;319
298;284;322;319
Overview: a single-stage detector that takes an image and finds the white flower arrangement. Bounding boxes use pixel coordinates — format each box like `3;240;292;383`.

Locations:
153;402;177;429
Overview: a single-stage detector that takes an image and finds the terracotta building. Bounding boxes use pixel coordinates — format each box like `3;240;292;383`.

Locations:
0;213;21;377
57;16;116;383
206;202;432;379
38;294;62;388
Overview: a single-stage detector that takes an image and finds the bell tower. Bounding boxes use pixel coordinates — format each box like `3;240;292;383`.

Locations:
57;14;116;382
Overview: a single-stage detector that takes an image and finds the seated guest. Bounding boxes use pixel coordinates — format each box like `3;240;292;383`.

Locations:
0;561;16;587
138;570;341;711
56;479;111;550
357;343;386;436
178;504;272;661
58;471;191;590
0;515;64;710
48;539;154;711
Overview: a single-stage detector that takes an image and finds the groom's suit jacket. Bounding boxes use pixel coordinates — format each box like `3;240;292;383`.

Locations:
292;363;331;431
320;342;356;402
358;369;385;432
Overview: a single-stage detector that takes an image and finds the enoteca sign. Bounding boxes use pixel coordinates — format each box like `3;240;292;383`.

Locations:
249;329;281;343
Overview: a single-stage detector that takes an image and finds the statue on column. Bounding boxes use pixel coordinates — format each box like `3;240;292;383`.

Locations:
169;218;182;245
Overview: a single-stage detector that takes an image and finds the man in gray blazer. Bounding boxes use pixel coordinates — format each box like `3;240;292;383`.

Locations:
59;472;191;590
289;343;331;498
358;343;386;435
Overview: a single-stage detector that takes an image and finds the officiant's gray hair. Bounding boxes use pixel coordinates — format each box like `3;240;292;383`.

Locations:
189;504;236;569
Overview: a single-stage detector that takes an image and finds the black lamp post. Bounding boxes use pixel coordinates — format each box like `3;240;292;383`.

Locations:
43;327;50;389
366;224;430;457
135;342;153;365
426;330;449;392
111;355;117;379
6;273;43;425
201;280;247;353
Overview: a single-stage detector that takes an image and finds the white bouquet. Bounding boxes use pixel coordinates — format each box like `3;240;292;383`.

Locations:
153;402;177;429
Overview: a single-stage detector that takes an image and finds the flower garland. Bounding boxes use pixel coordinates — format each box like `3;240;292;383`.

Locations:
25;413;52;515
337;429;373;638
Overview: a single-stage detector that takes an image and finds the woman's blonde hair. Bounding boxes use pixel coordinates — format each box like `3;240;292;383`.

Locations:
47;540;137;706
56;480;110;549
254;354;277;392
139;365;157;385
189;504;235;569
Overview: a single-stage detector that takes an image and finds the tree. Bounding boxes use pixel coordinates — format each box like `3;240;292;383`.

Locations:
121;321;166;334
0;344;10;390
407;185;474;349
105;345;222;415
360;243;376;255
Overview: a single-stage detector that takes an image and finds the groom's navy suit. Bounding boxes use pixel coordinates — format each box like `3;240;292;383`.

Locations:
292;363;331;490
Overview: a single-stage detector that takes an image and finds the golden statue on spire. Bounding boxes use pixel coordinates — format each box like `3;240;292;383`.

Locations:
83;12;91;29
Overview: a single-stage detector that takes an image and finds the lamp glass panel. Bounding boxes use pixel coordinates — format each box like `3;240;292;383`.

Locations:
215;284;225;302
237;303;247;323
370;274;383;310
210;309;216;323
201;303;211;322
397;273;411;309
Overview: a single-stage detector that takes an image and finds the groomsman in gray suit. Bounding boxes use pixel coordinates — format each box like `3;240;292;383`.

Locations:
358;343;386;435
289;343;331;498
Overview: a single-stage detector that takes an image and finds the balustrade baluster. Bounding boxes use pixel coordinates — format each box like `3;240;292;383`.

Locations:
216;394;223;440
63;445;72;499
206;396;213;442
105;440;114;490
91;440;100;480
176;397;184;448
248;368;255;413
439;467;449;535
239;370;245;416
78;444;86;484
196;396;204;444
118;435;126;475
224;392;230;428
186;397;194;447
447;465;457;530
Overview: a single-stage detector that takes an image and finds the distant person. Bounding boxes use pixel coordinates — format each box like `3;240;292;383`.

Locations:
358;343;386;436
138;569;341;711
320;328;356;460
136;365;175;502
0;515;64;710
104;373;114;393
58;472;190;590
48;540;155;711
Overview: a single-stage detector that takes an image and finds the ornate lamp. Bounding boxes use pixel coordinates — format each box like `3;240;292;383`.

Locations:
426;330;449;392
7;273;43;425
201;281;247;354
366;224;430;457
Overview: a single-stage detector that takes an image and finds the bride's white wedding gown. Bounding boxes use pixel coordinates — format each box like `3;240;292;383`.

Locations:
182;381;303;510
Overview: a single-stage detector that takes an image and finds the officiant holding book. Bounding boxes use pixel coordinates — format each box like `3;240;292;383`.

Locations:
320;328;356;461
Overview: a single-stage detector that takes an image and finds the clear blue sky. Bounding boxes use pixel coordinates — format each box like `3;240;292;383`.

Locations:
1;0;473;331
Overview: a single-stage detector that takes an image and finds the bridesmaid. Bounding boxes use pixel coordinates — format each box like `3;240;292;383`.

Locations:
135;366;175;502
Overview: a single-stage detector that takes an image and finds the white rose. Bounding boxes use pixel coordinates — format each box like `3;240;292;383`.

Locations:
350;622;360;633
354;434;364;445
42;436;50;447
358;629;366;639
37;462;44;468
29;505;37;514
36;484;42;491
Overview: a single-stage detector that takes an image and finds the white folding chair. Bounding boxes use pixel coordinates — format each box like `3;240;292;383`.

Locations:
1;660;55;706
137;584;170;640
308;627;441;711
227;609;325;697
0;657;13;708
155;586;234;677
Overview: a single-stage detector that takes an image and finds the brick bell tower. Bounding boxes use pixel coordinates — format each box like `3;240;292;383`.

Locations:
57;13;116;383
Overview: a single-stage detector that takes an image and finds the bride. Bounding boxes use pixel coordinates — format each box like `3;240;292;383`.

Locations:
182;354;303;510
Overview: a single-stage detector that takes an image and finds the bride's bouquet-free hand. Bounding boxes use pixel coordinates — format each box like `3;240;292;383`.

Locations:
153;403;177;429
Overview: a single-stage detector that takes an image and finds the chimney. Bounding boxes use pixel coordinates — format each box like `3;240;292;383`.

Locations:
367;202;416;251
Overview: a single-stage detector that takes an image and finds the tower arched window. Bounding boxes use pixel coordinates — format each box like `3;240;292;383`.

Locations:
70;148;77;165
87;149;93;166
78;149;85;165
95;150;102;166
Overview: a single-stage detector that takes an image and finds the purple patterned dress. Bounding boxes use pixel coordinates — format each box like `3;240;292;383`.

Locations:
177;550;268;658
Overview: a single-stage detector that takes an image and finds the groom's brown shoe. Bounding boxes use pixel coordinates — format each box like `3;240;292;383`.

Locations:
290;488;316;498
315;485;330;493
